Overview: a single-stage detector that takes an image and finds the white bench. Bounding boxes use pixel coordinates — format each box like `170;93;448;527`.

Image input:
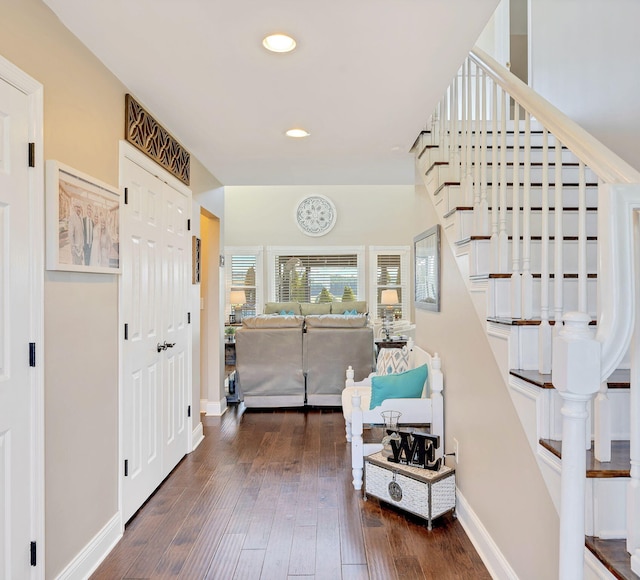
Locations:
342;343;444;490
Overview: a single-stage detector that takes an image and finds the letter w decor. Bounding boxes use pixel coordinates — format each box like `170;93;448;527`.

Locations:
125;94;190;185
390;430;442;471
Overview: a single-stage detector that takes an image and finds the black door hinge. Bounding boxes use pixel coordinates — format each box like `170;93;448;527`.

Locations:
28;143;35;168
124;324;129;340
187;405;191;418
187;218;191;231
124;459;129;477
29;343;36;367
124;187;128;205
187;312;191;324
30;541;36;566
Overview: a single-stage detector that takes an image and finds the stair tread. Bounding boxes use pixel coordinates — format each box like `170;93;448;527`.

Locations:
488;317;597;326
509;368;629;389
585;536;640;580
461;235;597;242
539;439;630;478
487;272;597;279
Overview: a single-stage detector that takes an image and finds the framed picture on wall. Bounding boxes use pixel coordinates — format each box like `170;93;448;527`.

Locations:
45;160;121;273
414;225;440;312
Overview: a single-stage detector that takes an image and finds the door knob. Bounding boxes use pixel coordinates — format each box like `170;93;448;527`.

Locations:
164;342;176;349
157;342;167;353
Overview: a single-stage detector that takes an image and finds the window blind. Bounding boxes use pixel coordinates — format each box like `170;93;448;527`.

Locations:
273;254;359;303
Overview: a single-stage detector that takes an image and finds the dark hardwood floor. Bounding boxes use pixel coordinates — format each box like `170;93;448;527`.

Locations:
91;406;490;579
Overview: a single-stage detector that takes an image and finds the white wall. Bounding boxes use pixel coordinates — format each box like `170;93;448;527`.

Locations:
529;0;640;172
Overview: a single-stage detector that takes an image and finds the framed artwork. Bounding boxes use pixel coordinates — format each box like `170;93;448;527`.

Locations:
46;160;121;273
414;225;440;312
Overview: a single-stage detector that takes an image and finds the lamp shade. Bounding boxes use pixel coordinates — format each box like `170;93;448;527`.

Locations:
380;289;399;305
229;290;246;306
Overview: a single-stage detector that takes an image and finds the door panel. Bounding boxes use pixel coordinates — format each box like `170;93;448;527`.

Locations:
121;157;190;521
0;76;32;579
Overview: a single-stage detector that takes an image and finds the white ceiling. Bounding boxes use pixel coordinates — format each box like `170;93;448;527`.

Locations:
43;0;499;186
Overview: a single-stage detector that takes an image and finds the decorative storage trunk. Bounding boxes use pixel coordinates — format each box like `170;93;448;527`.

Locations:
364;451;456;530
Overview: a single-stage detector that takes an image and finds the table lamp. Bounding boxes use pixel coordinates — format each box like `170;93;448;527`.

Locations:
229;290;246;324
380;289;399;341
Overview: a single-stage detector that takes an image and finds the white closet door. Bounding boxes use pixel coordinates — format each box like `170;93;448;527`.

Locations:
121;157;190;523
0;73;33;580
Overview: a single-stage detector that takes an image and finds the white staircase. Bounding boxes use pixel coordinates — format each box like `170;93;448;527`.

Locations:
413;47;640;579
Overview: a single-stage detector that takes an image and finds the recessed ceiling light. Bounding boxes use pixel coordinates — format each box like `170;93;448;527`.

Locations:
286;128;310;138
262;33;297;53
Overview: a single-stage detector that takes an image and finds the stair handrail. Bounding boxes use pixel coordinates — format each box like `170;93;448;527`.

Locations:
470;45;640;381
470;47;640;186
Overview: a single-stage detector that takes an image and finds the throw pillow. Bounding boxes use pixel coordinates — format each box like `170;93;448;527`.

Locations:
369;364;427;410
376;346;410;376
343;309;358;315
279;310;295;315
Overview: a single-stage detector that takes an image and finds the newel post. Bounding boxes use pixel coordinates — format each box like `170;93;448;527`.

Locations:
552;312;601;580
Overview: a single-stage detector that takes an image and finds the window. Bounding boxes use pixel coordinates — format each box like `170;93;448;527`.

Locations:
224;246;263;319
369;247;410;321
267;246;365;304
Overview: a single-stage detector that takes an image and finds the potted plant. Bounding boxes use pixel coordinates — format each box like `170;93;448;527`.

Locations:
224;326;236;343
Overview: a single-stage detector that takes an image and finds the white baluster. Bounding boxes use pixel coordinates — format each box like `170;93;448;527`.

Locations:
578;161;588;313
450;70;458;174
465;58;474;207
498;87;509;272
539;128;552;373
511;103;522;318
479;69;489;235
490;79;499;271
521;111;533;320
552;312;600;580
460;60;468;187
473;64;481;228
553;139;564;332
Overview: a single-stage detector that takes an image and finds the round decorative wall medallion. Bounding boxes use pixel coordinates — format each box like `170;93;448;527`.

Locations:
295;195;337;237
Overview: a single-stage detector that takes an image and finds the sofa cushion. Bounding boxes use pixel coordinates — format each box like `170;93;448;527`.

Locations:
369;364;427;409
331;300;367;314
304;314;367;328
264;301;302;315
300;302;332;315
242;314;304;328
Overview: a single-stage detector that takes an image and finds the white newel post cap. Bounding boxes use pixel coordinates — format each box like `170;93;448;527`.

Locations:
552;311;601;396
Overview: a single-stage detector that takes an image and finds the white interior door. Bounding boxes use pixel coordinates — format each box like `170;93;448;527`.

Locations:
121;154;191;522
0;76;35;578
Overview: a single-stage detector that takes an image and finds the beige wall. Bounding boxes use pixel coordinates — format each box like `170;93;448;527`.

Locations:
226;185;418;248
414;181;559;579
0;0;220;576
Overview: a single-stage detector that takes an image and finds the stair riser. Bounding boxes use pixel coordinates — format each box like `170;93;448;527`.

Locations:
469;238;598;277
488;276;597;320
451;208;598;240
586;478;629;539
441;178;599;209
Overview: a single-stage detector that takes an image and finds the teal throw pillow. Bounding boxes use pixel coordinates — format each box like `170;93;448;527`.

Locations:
279;310;295;315
369;364;428;410
343;309;358;315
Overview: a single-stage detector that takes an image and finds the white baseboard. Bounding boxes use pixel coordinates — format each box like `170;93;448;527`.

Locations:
191;421;204;451
455;489;519;580
200;398;208;414
205;397;228;417
55;512;122;580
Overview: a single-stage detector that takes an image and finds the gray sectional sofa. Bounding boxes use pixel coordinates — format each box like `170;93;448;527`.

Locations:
235;302;375;408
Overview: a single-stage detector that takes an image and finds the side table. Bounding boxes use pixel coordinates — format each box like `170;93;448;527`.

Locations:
364;451;456;530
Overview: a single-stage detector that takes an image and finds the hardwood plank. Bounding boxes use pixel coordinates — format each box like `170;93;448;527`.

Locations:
204;533;245;580
287;525;316;576
232;549;266;580
315;507;342;579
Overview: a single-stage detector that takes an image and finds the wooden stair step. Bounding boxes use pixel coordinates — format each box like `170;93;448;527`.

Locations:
485;272;597;279
539;439;630;478
509;368;629;390
585;536;640;580
487;317;597;326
